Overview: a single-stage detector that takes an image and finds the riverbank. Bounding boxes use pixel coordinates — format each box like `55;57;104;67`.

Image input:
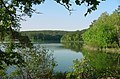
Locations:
83;45;120;54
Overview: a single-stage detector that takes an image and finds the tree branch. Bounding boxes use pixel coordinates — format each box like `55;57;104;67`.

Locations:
58;2;74;15
0;0;16;40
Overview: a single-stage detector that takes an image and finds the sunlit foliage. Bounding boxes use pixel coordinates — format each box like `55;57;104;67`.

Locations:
82;7;120;48
61;30;86;42
9;45;56;79
67;49;120;79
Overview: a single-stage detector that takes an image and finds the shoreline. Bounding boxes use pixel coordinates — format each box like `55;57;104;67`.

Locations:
83;45;120;53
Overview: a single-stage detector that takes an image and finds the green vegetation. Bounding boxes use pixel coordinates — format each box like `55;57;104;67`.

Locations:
61;30;86;42
67;49;120;79
61;7;120;79
0;44;56;79
21;30;72;43
55;0;104;16
0;0;119;78
82;7;120;48
9;45;56;79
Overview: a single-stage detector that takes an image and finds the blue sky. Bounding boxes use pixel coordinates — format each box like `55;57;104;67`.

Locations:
20;0;120;31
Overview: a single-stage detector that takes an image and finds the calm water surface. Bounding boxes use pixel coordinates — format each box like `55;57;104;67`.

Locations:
4;43;120;78
6;43;83;75
40;43;83;72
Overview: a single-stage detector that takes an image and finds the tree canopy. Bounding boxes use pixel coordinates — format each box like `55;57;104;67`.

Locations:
61;30;86;42
82;7;120;48
21;30;71;43
1;0;118;78
0;0;106;42
0;0;106;69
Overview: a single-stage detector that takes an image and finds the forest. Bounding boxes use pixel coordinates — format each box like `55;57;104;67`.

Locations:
59;7;120;79
21;30;74;43
82;7;120;48
61;29;86;42
0;8;120;78
61;7;120;49
0;0;120;79
20;29;87;43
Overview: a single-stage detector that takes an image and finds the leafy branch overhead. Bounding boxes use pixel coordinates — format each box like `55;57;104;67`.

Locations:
0;0;105;43
0;0;105;71
55;0;105;16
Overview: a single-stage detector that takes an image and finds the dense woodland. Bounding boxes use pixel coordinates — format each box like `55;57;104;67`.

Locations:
63;7;120;79
0;0;120;78
61;29;86;42
82;7;120;48
21;29;86;43
21;30;74;43
61;7;120;49
1;8;120;78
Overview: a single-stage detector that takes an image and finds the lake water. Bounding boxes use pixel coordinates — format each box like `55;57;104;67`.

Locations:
4;42;120;78
40;43;83;72
5;43;83;75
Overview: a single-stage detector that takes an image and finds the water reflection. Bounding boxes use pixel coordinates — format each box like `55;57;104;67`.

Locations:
61;42;83;52
81;49;120;78
62;42;120;78
40;43;83;72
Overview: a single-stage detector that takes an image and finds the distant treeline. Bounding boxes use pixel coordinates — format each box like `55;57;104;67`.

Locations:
21;30;74;43
61;29;86;42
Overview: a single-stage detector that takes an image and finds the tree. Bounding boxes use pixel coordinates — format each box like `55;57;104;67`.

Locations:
82;8;120;48
55;0;104;16
0;0;108;78
67;49;120;79
9;45;56;79
0;0;106;45
61;30;86;42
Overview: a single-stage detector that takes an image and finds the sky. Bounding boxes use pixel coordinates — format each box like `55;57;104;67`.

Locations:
20;0;120;31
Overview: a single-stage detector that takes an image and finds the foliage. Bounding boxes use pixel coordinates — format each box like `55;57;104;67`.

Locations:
53;71;68;79
0;69;8;79
55;0;105;16
61;30;86;43
0;0;107;44
0;0;107;71
21;30;71;43
2;45;56;79
0;0;46;75
82;7;120;48
0;0;115;78
0;0;106;43
0;31;33;70
67;49;120;79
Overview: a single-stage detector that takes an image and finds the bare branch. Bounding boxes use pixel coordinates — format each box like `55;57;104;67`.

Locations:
58;2;74;15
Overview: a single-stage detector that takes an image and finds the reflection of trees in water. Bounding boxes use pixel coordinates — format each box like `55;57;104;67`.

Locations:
62;42;83;52
67;49;120;79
